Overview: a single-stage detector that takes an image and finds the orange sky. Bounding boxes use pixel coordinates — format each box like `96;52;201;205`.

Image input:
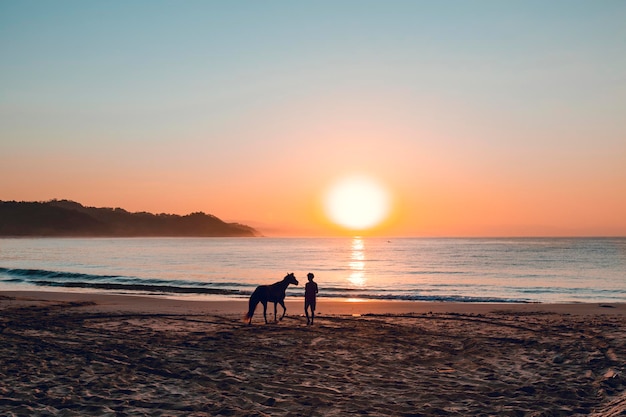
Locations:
2;2;625;237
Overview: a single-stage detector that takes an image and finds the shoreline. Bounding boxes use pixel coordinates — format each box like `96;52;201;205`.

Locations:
2;290;625;316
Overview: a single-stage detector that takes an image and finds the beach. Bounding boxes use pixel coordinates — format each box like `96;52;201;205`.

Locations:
1;291;625;416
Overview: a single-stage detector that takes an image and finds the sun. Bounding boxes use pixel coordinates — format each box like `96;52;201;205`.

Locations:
324;175;391;230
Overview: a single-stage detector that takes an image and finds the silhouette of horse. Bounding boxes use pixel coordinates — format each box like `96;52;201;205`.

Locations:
245;273;299;324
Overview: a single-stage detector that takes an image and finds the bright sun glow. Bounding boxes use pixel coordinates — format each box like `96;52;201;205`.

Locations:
324;175;390;230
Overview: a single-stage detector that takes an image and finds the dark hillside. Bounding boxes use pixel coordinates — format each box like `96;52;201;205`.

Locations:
0;200;259;237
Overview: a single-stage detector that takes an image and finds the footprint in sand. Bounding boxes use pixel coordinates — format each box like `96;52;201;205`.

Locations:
310;337;325;347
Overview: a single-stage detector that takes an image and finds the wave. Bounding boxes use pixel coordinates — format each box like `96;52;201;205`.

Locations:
0;267;247;295
318;292;533;303
30;280;242;295
0;267;122;282
0;267;532;303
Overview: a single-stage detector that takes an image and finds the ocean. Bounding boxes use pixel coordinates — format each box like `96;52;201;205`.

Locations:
1;237;625;304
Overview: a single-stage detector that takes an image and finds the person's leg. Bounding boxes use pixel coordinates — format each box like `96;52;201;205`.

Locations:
305;301;311;325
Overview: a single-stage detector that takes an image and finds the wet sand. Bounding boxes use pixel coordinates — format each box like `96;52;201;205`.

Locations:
1;291;625;416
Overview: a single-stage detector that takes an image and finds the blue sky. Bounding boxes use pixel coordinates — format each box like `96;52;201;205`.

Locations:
2;1;625;235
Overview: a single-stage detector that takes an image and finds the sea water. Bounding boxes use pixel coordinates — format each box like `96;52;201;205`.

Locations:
1;237;625;303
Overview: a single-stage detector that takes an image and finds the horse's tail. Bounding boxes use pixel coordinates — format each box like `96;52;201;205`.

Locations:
244;291;259;324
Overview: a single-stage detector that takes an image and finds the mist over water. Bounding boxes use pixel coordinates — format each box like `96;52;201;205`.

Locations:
1;237;625;303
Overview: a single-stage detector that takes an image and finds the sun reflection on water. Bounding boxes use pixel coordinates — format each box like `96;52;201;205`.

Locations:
348;237;366;287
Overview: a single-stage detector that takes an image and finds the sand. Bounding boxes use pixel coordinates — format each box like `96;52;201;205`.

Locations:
1;291;625;416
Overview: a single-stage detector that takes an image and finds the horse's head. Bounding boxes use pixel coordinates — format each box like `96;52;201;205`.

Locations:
285;272;298;286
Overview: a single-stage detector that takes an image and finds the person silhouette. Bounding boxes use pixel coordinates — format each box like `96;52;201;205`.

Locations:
304;272;318;325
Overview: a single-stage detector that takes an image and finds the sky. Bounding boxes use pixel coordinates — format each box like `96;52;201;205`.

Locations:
1;1;625;237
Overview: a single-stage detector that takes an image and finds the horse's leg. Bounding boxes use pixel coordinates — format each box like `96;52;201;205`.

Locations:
278;300;287;321
274;302;278;322
262;301;267;324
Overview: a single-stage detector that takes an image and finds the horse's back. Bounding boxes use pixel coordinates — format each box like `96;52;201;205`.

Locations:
267;282;287;302
252;285;269;298
252;282;285;302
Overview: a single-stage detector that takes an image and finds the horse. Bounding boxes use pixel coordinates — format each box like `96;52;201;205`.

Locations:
245;273;299;324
